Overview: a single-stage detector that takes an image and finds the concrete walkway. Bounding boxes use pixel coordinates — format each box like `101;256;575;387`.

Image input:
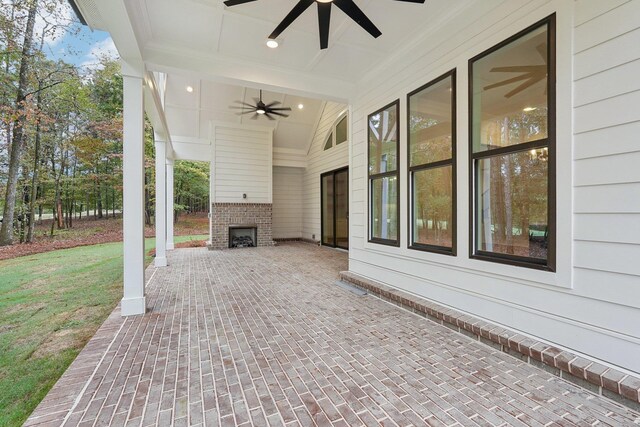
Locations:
25;243;640;426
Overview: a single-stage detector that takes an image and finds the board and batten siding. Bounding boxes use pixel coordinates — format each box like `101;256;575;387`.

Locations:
348;0;640;373
302;102;349;242
272;167;303;239
212;124;272;204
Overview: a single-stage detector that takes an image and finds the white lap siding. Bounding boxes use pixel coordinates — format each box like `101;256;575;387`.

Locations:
348;0;640;373
302;102;349;242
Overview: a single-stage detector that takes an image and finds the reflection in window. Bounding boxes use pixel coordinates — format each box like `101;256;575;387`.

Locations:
368;101;399;245
476;150;548;259
336;116;347;145
470;15;554;269
413;166;453;248
371;176;398;241
408;70;455;253
323;131;333;151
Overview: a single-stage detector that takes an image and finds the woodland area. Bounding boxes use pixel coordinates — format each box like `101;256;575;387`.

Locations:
0;0;209;249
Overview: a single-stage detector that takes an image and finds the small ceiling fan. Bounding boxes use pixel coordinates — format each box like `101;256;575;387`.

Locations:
484;43;547;98
223;0;426;50
230;90;292;120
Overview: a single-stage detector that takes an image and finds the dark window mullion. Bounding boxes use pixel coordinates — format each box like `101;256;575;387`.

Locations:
409;158;453;173
471;138;549;160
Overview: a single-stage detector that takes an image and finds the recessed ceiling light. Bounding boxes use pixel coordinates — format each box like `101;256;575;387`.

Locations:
523;106;537;112
266;39;279;48
186;86;194;93
298;104;304;109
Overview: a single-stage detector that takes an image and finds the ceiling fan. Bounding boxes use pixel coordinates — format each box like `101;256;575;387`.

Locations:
483;43;547;99
223;0;426;49
230;90;292;120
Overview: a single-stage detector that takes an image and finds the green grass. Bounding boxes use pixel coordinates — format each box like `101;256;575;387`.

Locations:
0;235;207;427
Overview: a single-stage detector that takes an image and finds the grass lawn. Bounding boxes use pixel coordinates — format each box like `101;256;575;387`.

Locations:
0;235;207;427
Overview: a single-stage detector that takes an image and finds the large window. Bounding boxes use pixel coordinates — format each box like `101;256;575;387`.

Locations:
368;100;400;245
469;15;555;269
408;70;456;254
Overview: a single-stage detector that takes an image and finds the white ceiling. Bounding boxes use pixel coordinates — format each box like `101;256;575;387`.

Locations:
164;75;327;150
117;0;465;99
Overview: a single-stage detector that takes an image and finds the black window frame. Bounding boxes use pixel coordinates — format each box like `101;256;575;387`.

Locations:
407;69;457;256
468;14;556;271
368;99;401;247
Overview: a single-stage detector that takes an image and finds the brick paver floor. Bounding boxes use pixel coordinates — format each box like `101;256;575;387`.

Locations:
26;243;640;426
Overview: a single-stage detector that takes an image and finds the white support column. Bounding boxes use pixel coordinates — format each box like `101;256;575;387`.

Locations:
154;136;168;267
166;159;175;250
121;73;146;316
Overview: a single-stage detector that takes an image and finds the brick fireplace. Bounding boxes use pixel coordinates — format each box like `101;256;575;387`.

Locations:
209;203;275;250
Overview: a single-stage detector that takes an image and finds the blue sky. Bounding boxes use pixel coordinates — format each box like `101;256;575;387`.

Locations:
41;4;118;71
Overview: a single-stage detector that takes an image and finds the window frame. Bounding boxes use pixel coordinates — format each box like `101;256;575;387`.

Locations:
323;112;348;151
468;14;556;271
407;69;457;256
368;99;401;247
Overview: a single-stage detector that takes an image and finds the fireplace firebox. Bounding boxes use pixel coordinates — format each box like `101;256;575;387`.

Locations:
229;225;257;248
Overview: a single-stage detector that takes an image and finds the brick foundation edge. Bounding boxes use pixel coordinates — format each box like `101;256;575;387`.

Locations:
339;270;640;412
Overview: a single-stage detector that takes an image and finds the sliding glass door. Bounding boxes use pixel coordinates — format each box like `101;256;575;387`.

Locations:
321;167;349;249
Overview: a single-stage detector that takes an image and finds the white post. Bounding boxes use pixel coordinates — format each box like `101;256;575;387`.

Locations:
154;136;168;267
166;159;175;250
121;73;146;316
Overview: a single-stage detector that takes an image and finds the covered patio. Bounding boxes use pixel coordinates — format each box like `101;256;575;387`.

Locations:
25;243;640;426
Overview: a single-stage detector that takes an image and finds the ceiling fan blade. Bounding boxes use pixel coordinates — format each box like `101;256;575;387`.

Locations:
233;100;257;108
250;113;259;120
333;0;381;38
317;2;331;49
392;0;425;2
223;0;258;6
270;111;290;118
268;107;292;111
265;101;281;108
269;0;315;39
504;75;545;98
483;74;532;91
265;113;276;121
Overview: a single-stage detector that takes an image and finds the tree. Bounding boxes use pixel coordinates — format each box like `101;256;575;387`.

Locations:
0;0;38;245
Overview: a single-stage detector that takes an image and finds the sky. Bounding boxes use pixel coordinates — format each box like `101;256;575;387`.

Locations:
40;2;119;72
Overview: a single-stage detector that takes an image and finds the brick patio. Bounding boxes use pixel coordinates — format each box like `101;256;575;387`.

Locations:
26;243;640;426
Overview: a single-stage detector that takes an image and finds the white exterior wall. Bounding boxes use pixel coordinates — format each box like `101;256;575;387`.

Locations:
349;0;640;374
302;102;349;241
212;124;272;203
272;167;303;239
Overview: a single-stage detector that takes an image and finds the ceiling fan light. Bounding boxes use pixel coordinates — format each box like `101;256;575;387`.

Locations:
298;104;304;109
266;39;279;48
256;109;266;114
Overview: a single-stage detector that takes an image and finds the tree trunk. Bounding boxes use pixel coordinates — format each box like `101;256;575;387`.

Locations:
26;87;43;243
0;0;38;246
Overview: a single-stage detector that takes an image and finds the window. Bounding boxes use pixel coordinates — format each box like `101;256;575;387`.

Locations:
469;15;555;270
408;70;456;254
335;116;347;145
323;132;333;150
323;113;348;150
368;100;400;245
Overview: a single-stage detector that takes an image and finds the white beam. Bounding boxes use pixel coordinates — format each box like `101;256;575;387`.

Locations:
154;137;168;267
121;74;146;316
166;159;175;250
